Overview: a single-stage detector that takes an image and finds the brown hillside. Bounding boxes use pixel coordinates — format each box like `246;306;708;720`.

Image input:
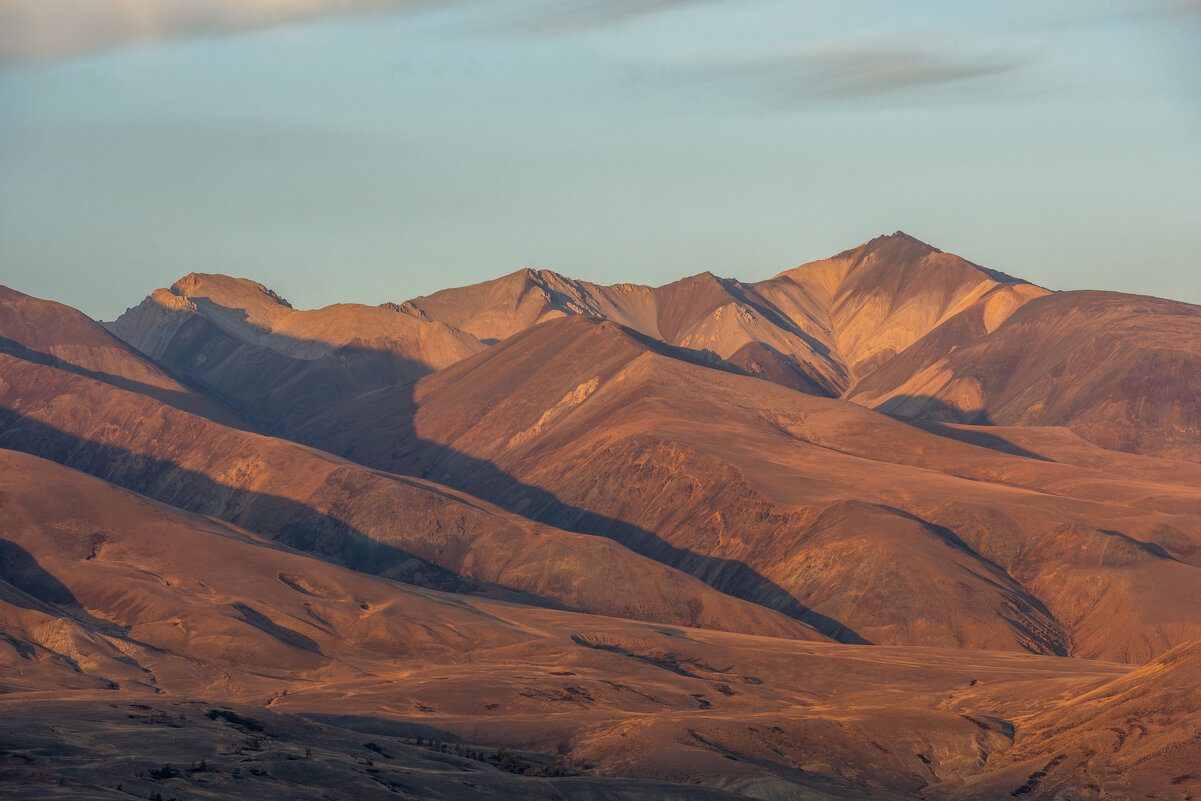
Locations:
3;447;1175;799
0;288;820;641
106;273;485;430
850;289;1201;461
304;315;1201;662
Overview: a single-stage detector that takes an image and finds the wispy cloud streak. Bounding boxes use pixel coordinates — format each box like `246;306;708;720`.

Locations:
0;0;425;64
512;0;709;35
644;39;1030;110
786;44;1023;100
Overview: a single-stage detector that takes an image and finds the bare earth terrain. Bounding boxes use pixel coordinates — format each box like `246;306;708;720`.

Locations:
3;233;1201;799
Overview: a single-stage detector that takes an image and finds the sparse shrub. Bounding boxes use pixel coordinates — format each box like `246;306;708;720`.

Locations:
205;708;263;731
148;763;176;780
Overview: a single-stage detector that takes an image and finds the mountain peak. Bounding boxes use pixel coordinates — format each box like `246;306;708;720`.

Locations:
170;273;293;310
855;232;1027;285
865;230;942;253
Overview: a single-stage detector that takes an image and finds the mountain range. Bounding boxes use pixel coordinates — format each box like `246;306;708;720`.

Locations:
2;232;1199;799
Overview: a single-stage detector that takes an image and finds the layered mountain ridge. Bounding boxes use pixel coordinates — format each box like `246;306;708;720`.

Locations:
106;272;486;431
391;231;1044;398
4;231;1201;799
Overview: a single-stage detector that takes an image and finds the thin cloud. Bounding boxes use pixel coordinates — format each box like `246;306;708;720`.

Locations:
795;45;1024;99
511;0;709;35
1164;0;1201;23
664;41;1031;108
0;0;708;64
0;0;426;64
1141;0;1201;20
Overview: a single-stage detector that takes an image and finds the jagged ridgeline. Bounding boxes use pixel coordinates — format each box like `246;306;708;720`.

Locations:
3;233;1200;800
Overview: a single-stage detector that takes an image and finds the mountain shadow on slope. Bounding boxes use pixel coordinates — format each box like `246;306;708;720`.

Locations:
87;287;1201;657
0;538;79;609
876;396;1051;461
0;321;832;641
0;412;554;609
0;537;132;638
5;293;865;643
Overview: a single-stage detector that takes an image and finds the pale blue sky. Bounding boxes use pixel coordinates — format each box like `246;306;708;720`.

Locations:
1;0;1199;319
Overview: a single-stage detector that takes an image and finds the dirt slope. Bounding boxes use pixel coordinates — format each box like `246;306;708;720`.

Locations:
108;236;1201;465
105;273;485;431
303;315;1201;662
850;289;1201;461
6;448;1187;799
0;290;818;641
397;232;1043;395
0;285;247;428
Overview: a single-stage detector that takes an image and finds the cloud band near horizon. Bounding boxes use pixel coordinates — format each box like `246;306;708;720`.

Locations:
0;0;428;64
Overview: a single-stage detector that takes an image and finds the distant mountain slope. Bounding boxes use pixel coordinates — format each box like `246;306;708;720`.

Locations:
0;447;537;695
396;233;1201;462
105;235;1201;463
0;285;247;428
303;315;1201;662
105;273;486;431
397;232;1041;397
6;234;1201;799
0;286;820;641
6;447;1177;800
754;231;1043;378
91;232;1201;657
935;639;1201;799
850;289;1201;461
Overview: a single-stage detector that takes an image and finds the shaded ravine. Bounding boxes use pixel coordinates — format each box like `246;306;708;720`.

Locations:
0;335;251;431
391;437;870;644
0;412;567;613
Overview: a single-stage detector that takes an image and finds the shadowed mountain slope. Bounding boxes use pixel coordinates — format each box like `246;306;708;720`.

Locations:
397;232;1041;397
0;285;249;428
105;273;486;431
107;235;1201;463
0;448;818;797
0;447;538;696
0;288;821;641
6;230;1201;799
91;234;1201;659
850;289;1201;461
302;315;1201;662
390;234;1201;463
8;446;1194;800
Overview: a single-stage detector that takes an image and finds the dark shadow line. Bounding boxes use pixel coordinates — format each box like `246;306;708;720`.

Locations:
424;445;870;643
1098;529;1179;562
878;395;1052;462
717;276;837;362
870;505;1068;656
102;295;865;640
0;538;122;637
10;293;868;643
0;411;574;618
0;336;253;432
